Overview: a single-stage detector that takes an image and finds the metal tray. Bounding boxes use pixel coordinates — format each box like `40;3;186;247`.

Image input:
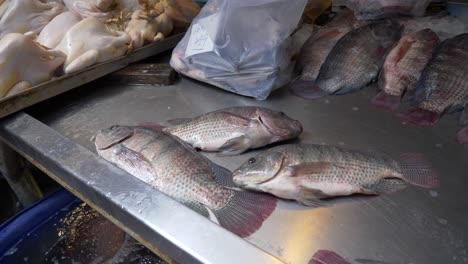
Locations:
0;33;183;119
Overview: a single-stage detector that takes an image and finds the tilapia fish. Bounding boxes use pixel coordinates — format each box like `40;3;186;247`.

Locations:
372;29;440;111
305;19;402;99
457;104;468;145
400;34;468;126
291;9;357;99
95;125;276;237
232;144;438;206
162;106;303;155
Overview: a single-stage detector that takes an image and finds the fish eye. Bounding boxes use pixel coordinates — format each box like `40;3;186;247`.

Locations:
248;158;256;164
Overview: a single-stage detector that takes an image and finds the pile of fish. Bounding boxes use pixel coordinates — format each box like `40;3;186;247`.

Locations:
94;106;439;238
0;0;200;98
292;10;468;145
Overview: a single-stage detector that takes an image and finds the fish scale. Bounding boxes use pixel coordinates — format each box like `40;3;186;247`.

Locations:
233;144;438;206
400;34;468;126
95;125;277;237
163;106;303;155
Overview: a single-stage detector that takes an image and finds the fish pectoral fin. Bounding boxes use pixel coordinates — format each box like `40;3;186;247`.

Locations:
209;162;236;187
288;162;337;176
297;187;327;207
218;136;250;155
166;118;192;126
361;178;407;195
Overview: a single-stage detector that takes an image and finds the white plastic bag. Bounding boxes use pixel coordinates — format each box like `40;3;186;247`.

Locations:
170;0;307;100
345;0;431;20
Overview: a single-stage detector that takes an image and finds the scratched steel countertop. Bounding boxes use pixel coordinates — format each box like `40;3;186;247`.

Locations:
26;68;468;263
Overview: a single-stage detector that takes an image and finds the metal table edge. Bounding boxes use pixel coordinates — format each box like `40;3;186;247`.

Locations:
0;112;284;264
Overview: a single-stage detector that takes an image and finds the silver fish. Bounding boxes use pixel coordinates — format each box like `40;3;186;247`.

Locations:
291;9;358;99
232;144;438;206
372;29;440;111
305;19;402;99
162;106;303;155
95;125;276;237
400;33;468;126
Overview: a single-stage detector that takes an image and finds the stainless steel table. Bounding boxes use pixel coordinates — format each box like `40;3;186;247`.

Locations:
0;75;467;264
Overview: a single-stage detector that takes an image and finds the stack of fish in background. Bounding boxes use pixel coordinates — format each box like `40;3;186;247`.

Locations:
292;0;468;145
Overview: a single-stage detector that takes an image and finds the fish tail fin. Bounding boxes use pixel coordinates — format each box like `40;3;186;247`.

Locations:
290;81;328;100
399;153;439;188
137;122;166;131
213;190;277;238
309;250;350;264
457;126;468;145
362;178;407;194
371;91;401;112
398;108;440;126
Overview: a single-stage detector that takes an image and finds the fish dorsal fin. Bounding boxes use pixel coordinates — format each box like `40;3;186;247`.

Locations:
167;118;192;126
288;162;336;176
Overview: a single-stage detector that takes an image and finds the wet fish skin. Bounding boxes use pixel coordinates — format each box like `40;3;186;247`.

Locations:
163;106;303;155
372;29;440;111
309;19;402;99
95;125;276;237
232;144;438;206
400;33;468;126
291;10;358;99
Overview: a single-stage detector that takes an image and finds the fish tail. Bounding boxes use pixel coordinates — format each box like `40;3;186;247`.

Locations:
308;250;350;264
399;153;439;188
290;81;328;100
371;91;401;112
213;190;277;238
457;126;468;145
398;108;440;126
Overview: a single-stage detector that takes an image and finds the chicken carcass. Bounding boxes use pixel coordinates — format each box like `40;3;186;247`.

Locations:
157;0;200;28
63;0;114;22
125;11;173;50
0;0;64;40
56;17;130;74
37;11;82;49
0;32;66;98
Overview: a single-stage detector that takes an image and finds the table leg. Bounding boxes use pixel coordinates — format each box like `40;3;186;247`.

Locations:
0;141;42;207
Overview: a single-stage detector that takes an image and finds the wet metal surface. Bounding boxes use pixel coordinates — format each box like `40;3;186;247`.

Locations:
8;76;468;263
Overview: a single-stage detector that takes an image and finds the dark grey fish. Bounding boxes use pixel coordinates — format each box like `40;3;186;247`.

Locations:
95;125;276;237
162;106;303;155
232;144;438;206
303;20;402;99
400;34;468;126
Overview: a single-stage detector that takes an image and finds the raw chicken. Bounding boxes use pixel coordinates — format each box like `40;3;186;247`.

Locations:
37;11;82;49
56;17;130;74
156;0;200;27
0;32;66;98
63;0;114;22
0;0;64;39
125;10;173;50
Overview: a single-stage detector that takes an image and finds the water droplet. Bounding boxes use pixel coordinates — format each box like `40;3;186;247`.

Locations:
401;122;407;125
23;257;28;262
435;143;443;148
352;107;359;111
138;209;142;214
324;99;330;104
438;218;448;225
168;106;171;109
429;190;438;197
338;142;345;146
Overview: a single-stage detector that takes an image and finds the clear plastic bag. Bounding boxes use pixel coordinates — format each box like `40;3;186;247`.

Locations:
344;0;431;20
170;0;307;100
